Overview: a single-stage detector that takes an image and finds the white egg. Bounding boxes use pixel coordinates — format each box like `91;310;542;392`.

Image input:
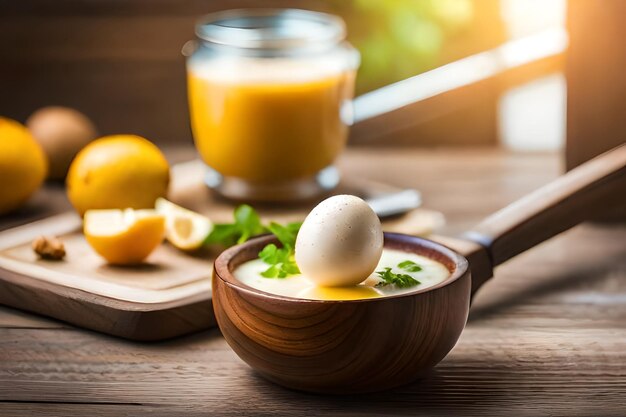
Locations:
295;194;384;287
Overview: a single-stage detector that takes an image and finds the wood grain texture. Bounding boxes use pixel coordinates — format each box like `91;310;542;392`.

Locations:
566;0;626;171
565;0;626;222
0;148;624;415
213;234;470;394
429;234;493;296
466;145;626;266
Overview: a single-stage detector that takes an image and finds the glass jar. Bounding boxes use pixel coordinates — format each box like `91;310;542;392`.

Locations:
185;9;360;201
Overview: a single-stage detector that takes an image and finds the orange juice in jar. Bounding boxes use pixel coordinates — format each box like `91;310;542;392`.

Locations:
186;9;359;201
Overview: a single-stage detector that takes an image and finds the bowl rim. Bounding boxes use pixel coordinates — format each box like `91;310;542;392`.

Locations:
213;232;470;304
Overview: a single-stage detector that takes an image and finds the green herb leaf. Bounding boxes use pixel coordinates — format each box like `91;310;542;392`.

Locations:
267;221;301;249
375;267;420;288
259;243;292;265
258;243;279;264
258;244;300;278
234;204;265;244
286;221;303;234
398;260;423;272
260;264;280;278
201;204;303;278
203;224;239;247
281;261;301;275
258;223;302;279
204;204;267;247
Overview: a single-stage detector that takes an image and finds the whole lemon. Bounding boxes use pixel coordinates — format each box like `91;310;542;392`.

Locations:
66;135;170;216
0;118;48;215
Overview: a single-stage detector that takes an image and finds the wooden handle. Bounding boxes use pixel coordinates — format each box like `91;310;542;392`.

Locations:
464;144;626;268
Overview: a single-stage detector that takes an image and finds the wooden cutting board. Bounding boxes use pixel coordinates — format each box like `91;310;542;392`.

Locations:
0;160;444;341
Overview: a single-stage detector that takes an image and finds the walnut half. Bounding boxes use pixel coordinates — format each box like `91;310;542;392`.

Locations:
32;236;66;260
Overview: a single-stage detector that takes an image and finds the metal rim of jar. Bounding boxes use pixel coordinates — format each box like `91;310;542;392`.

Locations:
195;8;347;51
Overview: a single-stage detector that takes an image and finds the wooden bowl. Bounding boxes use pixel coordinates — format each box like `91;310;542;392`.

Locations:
212;232;470;394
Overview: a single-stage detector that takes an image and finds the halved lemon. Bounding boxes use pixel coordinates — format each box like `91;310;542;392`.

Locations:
155;198;213;251
84;209;165;265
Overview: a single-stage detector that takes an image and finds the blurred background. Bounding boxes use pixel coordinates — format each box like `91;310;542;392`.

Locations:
1;0;624;163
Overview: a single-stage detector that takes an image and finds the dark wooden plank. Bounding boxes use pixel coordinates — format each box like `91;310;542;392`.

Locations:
566;0;626;170
565;0;626;221
0;0;324;17
0;306;68;330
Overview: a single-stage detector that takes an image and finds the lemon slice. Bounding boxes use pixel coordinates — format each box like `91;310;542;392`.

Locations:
155;198;213;251
84;208;165;265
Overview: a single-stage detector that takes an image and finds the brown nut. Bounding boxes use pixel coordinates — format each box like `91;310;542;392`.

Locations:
32;235;66;260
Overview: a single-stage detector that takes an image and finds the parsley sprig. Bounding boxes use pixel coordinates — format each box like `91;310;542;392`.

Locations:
397;260;422;272
258;222;302;278
375;260;423;288
203;204;302;278
204;204;267;247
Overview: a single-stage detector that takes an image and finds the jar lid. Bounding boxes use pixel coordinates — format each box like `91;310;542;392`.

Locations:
196;9;346;50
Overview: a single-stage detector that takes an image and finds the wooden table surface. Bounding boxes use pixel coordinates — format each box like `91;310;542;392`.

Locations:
1;148;624;416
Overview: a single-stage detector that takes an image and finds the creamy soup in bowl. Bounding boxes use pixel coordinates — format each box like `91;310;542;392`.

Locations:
235;248;450;300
